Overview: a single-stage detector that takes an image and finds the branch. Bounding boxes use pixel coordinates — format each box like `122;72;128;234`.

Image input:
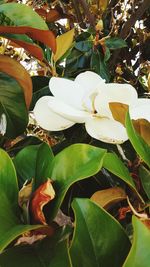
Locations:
120;0;150;39
80;0;95;28
109;0;150;70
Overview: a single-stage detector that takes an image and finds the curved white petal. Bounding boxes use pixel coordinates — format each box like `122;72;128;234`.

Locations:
75;71;105;92
130;104;150;122
85;117;128;144
95;83;138;118
49;77;86;110
48;97;90;123
34;96;75;131
135;98;150;107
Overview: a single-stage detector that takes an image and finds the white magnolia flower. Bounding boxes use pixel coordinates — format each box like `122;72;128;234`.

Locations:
0;113;7;136
34;71;150;144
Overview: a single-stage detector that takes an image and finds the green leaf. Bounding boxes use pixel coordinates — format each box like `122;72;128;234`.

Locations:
14;143;54;190
0;149;18;213
49;144;107;220
123;216;150;267
90;49;111;82
30;86;50;110
70;198;131;267
75;40;93;52
139;165;150;199
0;231;72;267
0;72;28;138
125;112;150;168
103;152;135;188
105;37;127;49
0;149;44;252
103;152;144;202
0;3;48;29
0;189;41;252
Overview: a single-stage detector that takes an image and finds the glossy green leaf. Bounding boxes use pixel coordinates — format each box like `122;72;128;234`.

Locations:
139;165;150;199
75;40;93;52
125;112;150;168
90;49;111;82
123;216;150;267
70;198;131;267
0;72;28;138
0;3;48;29
103;152;144;201
0;149;18;212
103;152;135;188
14;143;54;190
0;231;72;267
0;189;41;252
49;144;107;220
105;37;127;49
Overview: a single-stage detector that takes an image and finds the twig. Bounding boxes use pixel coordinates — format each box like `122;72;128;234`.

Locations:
109;0;150;70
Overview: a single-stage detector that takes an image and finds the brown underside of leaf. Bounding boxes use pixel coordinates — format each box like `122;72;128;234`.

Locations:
133;119;150;146
0;25;56;53
91;187;127;210
109;102;129;126
0;55;32;108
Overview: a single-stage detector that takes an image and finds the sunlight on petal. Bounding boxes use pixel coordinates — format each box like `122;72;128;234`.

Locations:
75;71;105;92
49;77;87;110
95;83;137;117
34;96;75;131
48;97;90;123
85;117;128;144
130;104;150;122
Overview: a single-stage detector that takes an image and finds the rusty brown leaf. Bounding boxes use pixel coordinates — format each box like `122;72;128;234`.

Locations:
109;102;129;126
91;187;127;210
30;179;55;225
0;55;32;109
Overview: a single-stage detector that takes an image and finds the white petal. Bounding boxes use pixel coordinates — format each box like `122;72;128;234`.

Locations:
95;83;138;117
130;103;150;122
85;117;128;144
33;96;75;131
49;77;86;110
75;71;105;92
48;97;90;123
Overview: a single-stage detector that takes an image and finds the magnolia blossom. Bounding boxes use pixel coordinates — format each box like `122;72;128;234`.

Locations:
34;71;150;144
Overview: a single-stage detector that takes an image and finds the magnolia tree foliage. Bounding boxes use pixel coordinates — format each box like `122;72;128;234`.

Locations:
0;0;150;266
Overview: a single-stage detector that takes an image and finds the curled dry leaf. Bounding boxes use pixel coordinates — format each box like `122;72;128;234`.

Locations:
30;179;55;225
0;55;32;108
15;225;55;246
91;187;127;210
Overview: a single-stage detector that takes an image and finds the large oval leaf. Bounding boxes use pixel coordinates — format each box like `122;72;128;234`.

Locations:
139;165;150;199
0;26;56;53
14;143;54;190
54;28;74;62
0;72;28;138
0;55;32;108
49;144;107;220
0;149;43;252
123;216;150;267
0;189;41;252
70;198;131;267
0;231;72;267
0;3;48;30
103;152;144;202
0;149;18;212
